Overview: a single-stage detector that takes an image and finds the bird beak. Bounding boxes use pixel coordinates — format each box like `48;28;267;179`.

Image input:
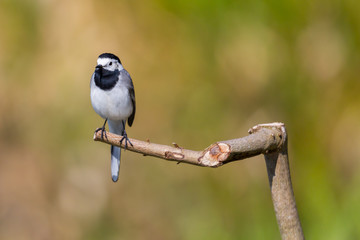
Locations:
95;65;103;70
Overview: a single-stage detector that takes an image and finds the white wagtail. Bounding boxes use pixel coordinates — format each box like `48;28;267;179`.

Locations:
90;53;136;182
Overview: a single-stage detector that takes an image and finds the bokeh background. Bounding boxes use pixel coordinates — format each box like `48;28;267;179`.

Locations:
1;0;360;239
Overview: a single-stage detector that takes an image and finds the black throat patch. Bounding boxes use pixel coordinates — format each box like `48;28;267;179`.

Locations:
94;68;120;90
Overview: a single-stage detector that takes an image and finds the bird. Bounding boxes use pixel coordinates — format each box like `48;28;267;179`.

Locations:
90;53;136;182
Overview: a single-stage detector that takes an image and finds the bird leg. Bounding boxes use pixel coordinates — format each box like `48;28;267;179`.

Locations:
95;118;108;140
120;129;133;150
119;121;133;150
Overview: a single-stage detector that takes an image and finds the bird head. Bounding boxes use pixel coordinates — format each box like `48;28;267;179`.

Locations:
95;53;123;73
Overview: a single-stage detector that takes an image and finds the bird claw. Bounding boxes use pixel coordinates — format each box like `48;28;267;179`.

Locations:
120;132;133;150
95;127;107;140
95;119;108;140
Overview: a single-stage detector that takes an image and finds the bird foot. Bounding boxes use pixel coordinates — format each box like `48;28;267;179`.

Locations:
120;132;133;150
95;126;107;140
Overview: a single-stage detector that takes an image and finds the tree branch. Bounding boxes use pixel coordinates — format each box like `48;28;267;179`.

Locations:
93;123;283;167
93;122;304;240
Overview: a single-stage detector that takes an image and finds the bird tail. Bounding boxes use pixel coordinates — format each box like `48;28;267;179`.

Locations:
108;120;124;182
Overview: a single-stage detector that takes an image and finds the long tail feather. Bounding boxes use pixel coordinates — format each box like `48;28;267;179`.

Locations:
110;145;121;182
108;120;124;182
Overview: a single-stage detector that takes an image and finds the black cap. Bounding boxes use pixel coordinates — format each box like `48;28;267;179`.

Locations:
98;53;121;64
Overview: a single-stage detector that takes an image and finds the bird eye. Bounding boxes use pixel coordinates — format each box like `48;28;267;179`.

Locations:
109;62;113;66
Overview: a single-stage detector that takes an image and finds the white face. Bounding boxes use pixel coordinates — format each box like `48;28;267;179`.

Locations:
97;57;123;71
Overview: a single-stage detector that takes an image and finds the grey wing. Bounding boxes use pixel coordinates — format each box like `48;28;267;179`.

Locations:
122;70;136;127
128;85;136;127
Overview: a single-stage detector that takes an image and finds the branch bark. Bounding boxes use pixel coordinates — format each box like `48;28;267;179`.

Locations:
93;122;304;240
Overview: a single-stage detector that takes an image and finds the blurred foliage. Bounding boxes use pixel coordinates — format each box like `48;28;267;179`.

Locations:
1;0;360;239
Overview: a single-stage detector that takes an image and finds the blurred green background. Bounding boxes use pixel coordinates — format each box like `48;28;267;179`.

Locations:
1;0;360;239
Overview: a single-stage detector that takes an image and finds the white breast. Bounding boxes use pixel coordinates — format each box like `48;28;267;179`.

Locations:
91;80;133;121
